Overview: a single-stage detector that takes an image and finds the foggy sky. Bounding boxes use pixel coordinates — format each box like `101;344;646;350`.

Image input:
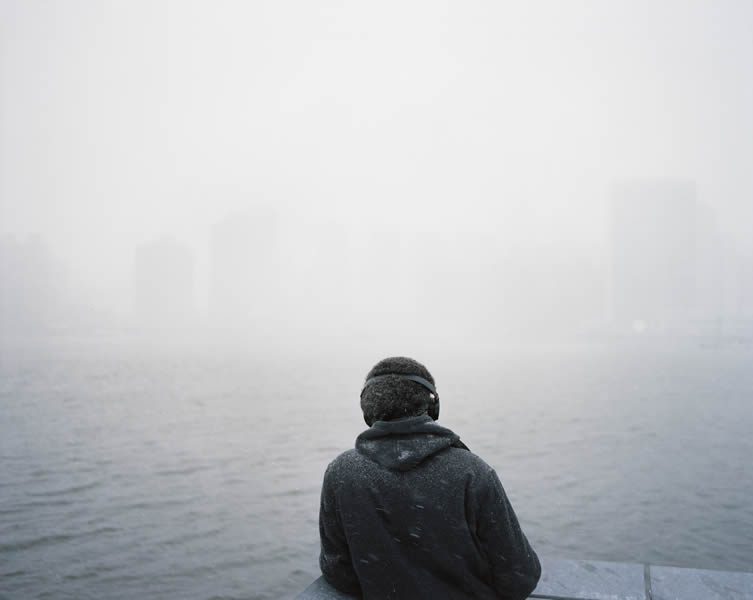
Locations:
1;0;752;324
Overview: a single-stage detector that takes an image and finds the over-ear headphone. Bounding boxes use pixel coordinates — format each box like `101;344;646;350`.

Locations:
361;374;440;421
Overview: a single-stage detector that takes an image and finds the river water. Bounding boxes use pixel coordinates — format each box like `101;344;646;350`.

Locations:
1;340;752;599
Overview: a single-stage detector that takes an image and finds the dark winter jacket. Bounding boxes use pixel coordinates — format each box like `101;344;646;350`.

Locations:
319;415;541;599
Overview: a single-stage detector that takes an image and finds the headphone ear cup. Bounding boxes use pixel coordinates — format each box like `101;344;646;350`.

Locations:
427;393;440;420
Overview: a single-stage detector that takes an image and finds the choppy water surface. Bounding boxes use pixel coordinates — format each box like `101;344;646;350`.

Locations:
1;341;752;599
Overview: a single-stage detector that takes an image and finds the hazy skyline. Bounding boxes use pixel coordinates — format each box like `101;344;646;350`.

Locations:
1;0;752;335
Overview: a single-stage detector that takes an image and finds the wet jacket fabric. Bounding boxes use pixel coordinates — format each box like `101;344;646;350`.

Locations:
319;415;541;599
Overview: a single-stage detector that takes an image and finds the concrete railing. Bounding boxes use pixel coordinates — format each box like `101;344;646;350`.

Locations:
297;557;753;599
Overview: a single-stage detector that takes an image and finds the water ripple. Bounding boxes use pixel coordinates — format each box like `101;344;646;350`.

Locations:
27;481;102;497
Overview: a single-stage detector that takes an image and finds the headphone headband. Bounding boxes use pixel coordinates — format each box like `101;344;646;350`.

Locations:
361;374;437;396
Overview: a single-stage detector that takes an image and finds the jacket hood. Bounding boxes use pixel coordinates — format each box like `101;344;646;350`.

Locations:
355;415;466;472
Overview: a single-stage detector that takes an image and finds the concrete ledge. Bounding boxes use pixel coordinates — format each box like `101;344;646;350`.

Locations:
651;565;753;600
531;557;645;599
297;558;753;600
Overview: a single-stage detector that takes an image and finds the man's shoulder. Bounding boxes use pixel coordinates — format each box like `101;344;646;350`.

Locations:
322;448;373;491
444;445;496;476
328;448;361;467
324;448;364;476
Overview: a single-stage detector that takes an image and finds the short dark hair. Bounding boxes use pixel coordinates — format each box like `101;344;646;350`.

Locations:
360;357;436;426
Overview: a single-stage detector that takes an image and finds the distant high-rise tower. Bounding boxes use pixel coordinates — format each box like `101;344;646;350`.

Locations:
209;211;280;328
609;180;701;331
132;237;194;327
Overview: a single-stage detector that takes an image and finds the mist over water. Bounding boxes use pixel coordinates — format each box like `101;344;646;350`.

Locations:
2;1;753;599
2;0;753;342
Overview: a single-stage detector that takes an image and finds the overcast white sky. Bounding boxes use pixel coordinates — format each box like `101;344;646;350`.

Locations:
1;0;752;311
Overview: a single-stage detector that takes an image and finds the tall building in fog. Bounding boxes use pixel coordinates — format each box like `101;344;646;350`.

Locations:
132;237;195;327
209;211;280;329
609;180;717;333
